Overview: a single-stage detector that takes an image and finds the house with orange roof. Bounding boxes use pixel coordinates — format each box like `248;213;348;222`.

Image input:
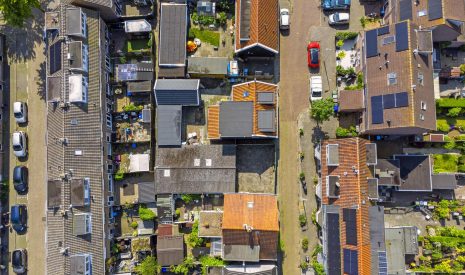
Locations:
316;137;382;275
221;193;279;262
235;0;279;56
207;80;278;139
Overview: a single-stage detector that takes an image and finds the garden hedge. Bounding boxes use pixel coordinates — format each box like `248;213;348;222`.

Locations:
436;98;465;108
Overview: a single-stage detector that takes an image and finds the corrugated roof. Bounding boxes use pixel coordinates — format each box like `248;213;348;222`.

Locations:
188;56;229;75
157;235;184;266
159;3;187;66
138;182;156;203
156;105;182;146
223;193;278;231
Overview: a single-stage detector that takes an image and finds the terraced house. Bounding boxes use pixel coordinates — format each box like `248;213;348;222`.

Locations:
45;5;113;274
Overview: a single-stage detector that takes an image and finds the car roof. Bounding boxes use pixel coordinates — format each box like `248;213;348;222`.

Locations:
281;14;289;25
13;166;25;180
337;13;350;20
13;102;22;113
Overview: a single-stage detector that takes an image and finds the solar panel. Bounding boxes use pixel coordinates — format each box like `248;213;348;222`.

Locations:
383;94;395;109
399;0;413;21
428;0;443;20
378;251;388;275
327;212;342;275
49;42;62;74
343;208;357;245
366;29;378;58
371;96;384;124
377;26;389;36
395;92;409;107
343;249;359;275
395;21;409;52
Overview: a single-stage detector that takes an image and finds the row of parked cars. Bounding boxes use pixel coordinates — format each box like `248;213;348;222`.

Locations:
11;101;28;274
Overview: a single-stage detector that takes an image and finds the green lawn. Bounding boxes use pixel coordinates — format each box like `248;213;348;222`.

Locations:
433;154;459;173
189;28;220;47
126;39;151;53
437;117;465;132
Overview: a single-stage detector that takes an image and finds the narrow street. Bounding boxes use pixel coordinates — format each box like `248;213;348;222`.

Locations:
278;0;321;273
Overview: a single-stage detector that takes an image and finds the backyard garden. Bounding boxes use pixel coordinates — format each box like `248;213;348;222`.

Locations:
414;226;465;272
433;153;465;173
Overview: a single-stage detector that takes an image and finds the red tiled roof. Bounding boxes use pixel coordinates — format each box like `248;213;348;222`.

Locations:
235;0;279;53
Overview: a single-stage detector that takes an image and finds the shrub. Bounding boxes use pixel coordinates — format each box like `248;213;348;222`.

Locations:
345;73;364;90
437;120;450;132
216;12;227;26
123;103;143;112
299;172;305;180
335;31;358;40
299;128;304;136
443;140;456;150
458;164;465;173
187;220;204;248
139;206;156;221
336;39;344;48
433;154;459;173
130;221;138;229
447;107;462;117
175;208;181;217
336;126;357;138
312;260;325;275
436;98;465;108
299;214;307;227
199;256;224;274
337;51;346;59
336;65;355;76
302;238;309;251
182;194;201;204
115;170;125;181
360;16;367;28
300;261;309;270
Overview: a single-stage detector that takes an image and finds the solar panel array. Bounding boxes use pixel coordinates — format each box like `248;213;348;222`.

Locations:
378;251;388;275
343;249;359;275
343;208;358;246
377;26;389;36
327;212;342;275
399;0;413;21
371;96;384;124
395;21;409;52
428;0;443;20
49;41;62;75
366;29;378;58
395;92;409;107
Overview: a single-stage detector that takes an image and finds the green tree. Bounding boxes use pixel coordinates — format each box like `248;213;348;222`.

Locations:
311;98;334;124
200;256;224;275
301;237;309;251
134;256;161;275
299;214;307;227
447;107;462;117
0;0;41;27
187;220;204;248
170;256;195;275
434;260;453;273
216;12;227;26
138;206;156;221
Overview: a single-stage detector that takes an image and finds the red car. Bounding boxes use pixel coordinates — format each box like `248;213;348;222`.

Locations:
307;42;320;68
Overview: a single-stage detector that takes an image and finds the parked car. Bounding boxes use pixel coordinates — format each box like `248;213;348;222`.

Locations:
13;102;27;123
12;249;27;274
280;8;290;30
321;0;350;10
307;42;320;69
13;166;28;193
310;75;323;101
12;131;27;158
11;204;27;233
328;12;350;25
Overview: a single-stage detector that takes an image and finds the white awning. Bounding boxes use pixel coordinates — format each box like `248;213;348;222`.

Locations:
129;154;150;172
69;74;87;103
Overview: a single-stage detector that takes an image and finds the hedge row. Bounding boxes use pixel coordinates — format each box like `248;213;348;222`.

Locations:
436;98;465;108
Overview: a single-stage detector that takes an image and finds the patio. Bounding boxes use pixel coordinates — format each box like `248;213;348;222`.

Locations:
115;120;151;143
336;38;359;69
122;0;153;17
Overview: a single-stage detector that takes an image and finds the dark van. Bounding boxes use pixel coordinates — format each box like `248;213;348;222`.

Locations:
11;205;27;233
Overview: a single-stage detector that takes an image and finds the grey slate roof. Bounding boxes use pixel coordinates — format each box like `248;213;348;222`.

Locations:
187;56;229;75
223;245;260;262
138;182;156;203
385;227;419;275
66;8;83;36
432;174;457;190
48;179;62;208
127;81;152;93
219;102;253;137
156;105;182;146
159;3;187;66
47;77;62;101
154;79;200;106
257;92;275;104
116;63;154;82
70;178;86;207
395;155;432;191
73;213;90;236
70;255;87;275
46;5;107;275
154;145;236;194
369;206;386;275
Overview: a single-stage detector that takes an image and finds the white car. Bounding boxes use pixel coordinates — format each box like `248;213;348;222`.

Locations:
310;75;323;101
12;131;27;158
328;12;350;25
13;102;27;123
280;9;290;30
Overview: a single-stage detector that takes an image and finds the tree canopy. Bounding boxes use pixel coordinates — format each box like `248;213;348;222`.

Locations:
134;256;161;275
0;0;40;27
310;98;334;124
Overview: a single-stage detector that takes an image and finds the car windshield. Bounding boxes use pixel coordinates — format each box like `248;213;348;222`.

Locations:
14;112;22;118
311;49;319;64
312;91;322;97
334;13;339;21
12;251;21;266
282;10;289;15
13;144;22;151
